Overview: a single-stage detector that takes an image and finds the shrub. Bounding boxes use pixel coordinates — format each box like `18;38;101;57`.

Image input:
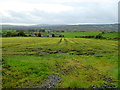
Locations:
17;32;26;36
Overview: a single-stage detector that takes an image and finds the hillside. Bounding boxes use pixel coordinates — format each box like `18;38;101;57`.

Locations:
1;24;118;31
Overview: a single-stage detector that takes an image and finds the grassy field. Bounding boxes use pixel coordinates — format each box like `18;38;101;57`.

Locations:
2;30;119;39
53;31;118;38
2;37;118;88
52;31;100;38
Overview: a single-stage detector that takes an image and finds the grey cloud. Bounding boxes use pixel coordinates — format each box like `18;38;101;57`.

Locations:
1;1;118;24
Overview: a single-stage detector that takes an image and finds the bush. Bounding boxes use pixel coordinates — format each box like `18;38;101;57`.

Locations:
95;34;106;39
4;32;18;37
17;32;26;36
37;32;41;37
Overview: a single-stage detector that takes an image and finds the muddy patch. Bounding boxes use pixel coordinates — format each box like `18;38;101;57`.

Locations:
89;84;117;89
69;50;97;56
40;74;61;88
27;48;100;57
60;66;77;75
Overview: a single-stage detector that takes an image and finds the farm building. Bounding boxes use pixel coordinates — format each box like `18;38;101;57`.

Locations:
31;34;36;37
26;34;36;37
41;35;48;37
49;34;55;37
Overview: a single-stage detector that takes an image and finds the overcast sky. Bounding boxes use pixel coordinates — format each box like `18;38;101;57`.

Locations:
0;0;119;25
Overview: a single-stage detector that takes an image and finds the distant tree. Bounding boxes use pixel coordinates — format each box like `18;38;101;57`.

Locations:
52;34;55;37
59;35;64;37
37;32;41;37
29;29;36;32
47;31;50;33
4;31;18;37
95;34;103;39
5;32;12;37
102;32;105;34
39;28;45;32
17;32;26;36
59;35;62;37
12;32;18;37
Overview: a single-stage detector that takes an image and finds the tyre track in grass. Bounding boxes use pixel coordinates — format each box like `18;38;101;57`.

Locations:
67;38;98;56
59;38;71;53
64;38;68;45
71;59;117;88
51;59;117;88
57;38;63;45
56;38;68;46
68;38;79;44
45;38;68;50
54;38;79;53
49;38;69;53
34;38;64;56
3;38;54;49
38;38;71;88
64;38;81;52
37;38;117;88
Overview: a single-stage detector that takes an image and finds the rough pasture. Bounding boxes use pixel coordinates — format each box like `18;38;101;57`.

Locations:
2;37;118;88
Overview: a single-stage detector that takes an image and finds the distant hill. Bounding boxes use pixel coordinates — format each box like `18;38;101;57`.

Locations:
1;24;118;31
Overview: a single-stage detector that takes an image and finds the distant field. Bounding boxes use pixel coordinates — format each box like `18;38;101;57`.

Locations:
2;30;119;39
2;37;118;88
55;31;119;38
55;31;101;38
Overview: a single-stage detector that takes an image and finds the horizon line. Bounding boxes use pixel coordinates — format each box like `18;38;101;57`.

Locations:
0;23;118;26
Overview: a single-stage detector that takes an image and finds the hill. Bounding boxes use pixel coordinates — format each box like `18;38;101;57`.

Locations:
1;24;118;31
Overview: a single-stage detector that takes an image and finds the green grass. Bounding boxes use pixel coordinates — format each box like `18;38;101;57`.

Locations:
53;31;119;38
103;32;118;38
2;30;119;39
54;31;101;38
2;37;118;88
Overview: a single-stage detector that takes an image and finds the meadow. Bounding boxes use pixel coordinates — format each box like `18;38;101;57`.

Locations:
2;35;118;88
